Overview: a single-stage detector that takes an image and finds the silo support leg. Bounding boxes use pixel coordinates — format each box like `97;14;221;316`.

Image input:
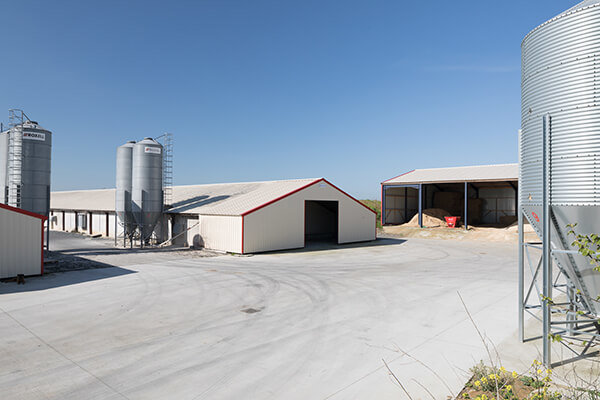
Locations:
518;208;524;343
542;113;552;367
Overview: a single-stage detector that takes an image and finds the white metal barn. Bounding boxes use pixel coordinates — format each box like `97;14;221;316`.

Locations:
0;203;46;278
50;178;377;254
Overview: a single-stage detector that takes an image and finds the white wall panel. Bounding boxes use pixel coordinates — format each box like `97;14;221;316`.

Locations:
199;215;241;253
0;207;43;278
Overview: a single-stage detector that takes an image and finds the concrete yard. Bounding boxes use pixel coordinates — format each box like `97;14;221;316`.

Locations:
1;232;530;399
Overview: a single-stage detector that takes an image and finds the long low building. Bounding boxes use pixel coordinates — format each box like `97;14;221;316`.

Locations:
50;178;376;254
381;163;518;228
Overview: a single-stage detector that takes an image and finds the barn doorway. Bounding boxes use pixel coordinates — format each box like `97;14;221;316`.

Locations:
304;200;339;243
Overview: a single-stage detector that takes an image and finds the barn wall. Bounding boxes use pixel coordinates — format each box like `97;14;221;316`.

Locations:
480;187;517;224
383;186;418;224
0;207;43;278
198;215;242;253
243;181;376;253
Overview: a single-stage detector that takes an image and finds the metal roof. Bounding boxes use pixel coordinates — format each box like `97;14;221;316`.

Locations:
51;178;323;216
382;163;518;185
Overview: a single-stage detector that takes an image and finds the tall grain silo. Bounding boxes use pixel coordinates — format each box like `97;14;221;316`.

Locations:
4;113;52;217
0;128;8;204
131;138;163;243
520;0;600;363
116;141;136;238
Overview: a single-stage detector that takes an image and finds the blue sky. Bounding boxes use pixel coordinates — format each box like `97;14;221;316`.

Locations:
0;0;574;198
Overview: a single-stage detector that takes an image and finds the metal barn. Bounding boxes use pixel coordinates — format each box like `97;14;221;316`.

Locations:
50;178;376;254
0;203;46;279
381;164;518;229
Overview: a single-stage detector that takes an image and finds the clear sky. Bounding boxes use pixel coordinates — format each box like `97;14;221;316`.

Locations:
0;0;575;199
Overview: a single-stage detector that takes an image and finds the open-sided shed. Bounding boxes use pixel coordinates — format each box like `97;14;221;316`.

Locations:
381;164;518;229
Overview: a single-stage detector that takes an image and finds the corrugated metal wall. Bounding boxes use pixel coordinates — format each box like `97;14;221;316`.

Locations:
479;187;516;224
383;187;418;224
243;181;375;253
0;207;43;278
198;215;241;253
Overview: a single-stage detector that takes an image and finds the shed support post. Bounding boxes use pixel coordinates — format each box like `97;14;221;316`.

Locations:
464;182;468;231
404;187;408;223
542;113;552;367
381;185;386;225
418;184;423;228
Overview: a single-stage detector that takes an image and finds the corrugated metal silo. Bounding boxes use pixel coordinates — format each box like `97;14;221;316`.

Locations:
132;138;163;242
116;141;136;236
521;0;600;315
7;120;52;216
0;129;7;204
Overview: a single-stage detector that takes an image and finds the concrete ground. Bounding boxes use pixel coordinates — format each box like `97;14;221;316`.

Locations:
0;231;568;399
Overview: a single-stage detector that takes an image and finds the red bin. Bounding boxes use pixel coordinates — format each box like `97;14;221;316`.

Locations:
444;216;461;228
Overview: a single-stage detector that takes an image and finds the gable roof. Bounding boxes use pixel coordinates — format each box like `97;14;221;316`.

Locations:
382;163;518;185
51;178;324;216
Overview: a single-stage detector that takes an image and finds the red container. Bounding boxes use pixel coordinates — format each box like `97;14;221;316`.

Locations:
444;216;461;228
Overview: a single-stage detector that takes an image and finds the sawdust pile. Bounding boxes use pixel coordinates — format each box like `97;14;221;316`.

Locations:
404;208;452;228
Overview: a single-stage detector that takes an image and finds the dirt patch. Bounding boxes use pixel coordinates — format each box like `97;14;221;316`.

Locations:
382;221;538;242
44;251;113;273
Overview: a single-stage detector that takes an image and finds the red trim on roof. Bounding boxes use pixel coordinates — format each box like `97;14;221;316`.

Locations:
0;203;47;220
240;178;377;217
381;169;415;184
240;179;322;216
321;179;377;215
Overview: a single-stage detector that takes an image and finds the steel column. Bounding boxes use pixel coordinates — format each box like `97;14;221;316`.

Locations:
542;113;552;366
404;187;408;223
418;184;423;228
464;182;468;231
381;185;386;225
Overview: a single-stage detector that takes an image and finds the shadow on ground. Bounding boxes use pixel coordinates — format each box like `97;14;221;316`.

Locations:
54;245;197;257
1;256;135;294
257;237;407;255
